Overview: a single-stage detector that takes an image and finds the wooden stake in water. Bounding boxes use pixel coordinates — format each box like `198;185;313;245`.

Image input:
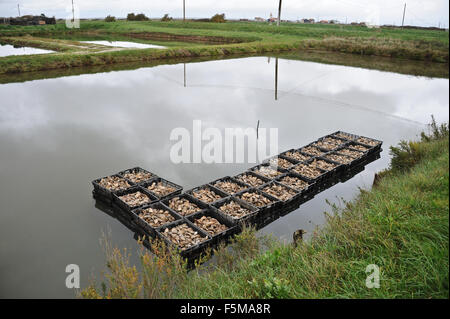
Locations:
257;120;260;139
184;63;186;87
275;57;279;100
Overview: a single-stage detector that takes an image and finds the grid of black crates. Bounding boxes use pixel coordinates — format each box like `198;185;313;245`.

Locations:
92;131;382;260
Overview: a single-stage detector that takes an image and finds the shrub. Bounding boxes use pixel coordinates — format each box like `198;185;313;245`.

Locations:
104;15;116;22
247;277;292;298
127;13;149;21
390;115;449;172
211;13;226;23
161;14;172;22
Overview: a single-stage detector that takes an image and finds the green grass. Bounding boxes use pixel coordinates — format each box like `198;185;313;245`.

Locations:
0;20;448;75
82;122;449;299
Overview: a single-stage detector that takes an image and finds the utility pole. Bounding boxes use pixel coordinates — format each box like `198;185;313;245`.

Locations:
277;0;282;26
72;0;75;22
183;0;186;22
17;4;21;17
401;3;406;29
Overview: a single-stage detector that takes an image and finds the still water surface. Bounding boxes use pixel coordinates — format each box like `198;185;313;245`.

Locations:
0;55;448;298
81;40;166;49
0;43;55;57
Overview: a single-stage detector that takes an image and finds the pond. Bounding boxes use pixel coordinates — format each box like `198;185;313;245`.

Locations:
0;43;55;57
80;40;166;49
0;55;448;298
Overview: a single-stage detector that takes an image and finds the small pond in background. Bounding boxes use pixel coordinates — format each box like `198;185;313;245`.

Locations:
0;43;55;57
80;40;167;49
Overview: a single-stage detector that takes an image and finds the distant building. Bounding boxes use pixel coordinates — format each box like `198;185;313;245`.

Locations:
300;18;315;24
350;21;367;27
319;20;329;24
268;12;278;23
254;17;265;22
8;14;55;26
240;18;249;22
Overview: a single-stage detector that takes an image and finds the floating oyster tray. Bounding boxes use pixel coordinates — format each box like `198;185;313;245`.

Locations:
92;131;382;260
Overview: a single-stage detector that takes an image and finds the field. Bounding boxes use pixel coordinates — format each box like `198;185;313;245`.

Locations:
0;20;448;75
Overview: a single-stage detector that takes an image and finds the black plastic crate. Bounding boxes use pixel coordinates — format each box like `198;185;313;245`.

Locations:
282;188;318;217
132;202;183;238
235;188;281;216
279;149;313;163
359;149;382;166
330;146;366;167
162;193;210;217
339;164;366;183
156;219;213;260
234;171;272;188
313;156;346;177
92;189;113;206
288;161;329;184
91;174;135;202
186;184;229;205
117;167;157;185
354;135;383;154
211;196;260;226
262;155;298;170
275;173;316;200
330;131;359;142
297;143;328;158
321;152;356;169
311;135;349;153
249;163;287;180
112;186;159;214
209;176;251;196
258;180;301;206
187;208;239;245
140;177;183;200
346;141;373;156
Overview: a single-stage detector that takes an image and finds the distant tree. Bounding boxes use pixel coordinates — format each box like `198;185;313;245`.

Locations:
211;13;226;23
135;13;149;21
105;15;116;22
161;14;172;22
127;13;149;21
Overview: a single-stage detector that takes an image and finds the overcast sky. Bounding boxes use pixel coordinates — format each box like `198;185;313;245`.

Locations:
0;0;448;27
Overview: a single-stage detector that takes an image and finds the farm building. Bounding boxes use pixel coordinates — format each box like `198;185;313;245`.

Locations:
8;14;56;26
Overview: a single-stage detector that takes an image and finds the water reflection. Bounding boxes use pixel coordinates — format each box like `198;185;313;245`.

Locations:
80;41;166;49
0;56;448;298
0;43;54;57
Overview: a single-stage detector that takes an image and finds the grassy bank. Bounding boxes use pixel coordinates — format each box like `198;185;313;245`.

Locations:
0;20;448;75
82;120;449;299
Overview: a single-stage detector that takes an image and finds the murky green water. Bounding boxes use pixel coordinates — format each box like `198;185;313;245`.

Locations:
0;55;448;298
